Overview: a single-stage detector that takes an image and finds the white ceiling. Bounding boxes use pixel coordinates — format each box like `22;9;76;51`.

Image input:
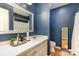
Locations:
50;3;69;9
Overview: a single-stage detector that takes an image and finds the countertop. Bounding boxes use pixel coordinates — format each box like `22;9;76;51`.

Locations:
0;35;48;56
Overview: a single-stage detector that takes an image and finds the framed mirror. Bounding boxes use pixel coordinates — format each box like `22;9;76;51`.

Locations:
0;4;34;34
13;4;34;33
0;7;9;31
61;27;68;49
0;3;13;34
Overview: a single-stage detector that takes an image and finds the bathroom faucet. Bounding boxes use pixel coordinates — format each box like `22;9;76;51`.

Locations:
17;34;25;43
26;32;29;40
16;34;20;42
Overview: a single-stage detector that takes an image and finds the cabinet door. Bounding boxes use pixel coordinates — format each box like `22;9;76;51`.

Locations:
36;40;47;56
25;47;37;56
17;45;38;56
17;40;47;56
0;3;13;31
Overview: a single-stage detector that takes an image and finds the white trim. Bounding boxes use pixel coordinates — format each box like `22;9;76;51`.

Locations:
50;3;69;9
8;3;33;15
31;13;34;32
55;46;61;49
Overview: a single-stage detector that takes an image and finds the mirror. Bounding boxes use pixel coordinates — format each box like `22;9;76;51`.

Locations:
13;4;34;32
0;4;34;34
14;19;29;32
0;7;9;31
61;27;68;49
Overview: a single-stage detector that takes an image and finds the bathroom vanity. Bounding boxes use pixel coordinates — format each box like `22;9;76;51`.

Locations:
0;35;48;56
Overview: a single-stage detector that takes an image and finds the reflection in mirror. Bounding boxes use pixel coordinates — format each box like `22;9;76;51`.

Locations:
0;4;34;34
13;4;34;32
61;27;68;49
13;13;29;32
0;7;9;31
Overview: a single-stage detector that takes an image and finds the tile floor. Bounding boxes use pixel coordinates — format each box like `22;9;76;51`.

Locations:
50;48;74;56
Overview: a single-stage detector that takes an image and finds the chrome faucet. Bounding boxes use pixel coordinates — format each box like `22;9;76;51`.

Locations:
16;34;21;43
26;32;29;40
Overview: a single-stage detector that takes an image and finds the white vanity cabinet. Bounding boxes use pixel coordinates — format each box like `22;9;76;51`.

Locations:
17;40;47;56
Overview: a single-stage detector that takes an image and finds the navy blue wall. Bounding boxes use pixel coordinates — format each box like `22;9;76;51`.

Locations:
50;3;79;49
34;3;49;36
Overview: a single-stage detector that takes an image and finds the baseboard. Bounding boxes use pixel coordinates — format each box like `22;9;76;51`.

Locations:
55;46;61;49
